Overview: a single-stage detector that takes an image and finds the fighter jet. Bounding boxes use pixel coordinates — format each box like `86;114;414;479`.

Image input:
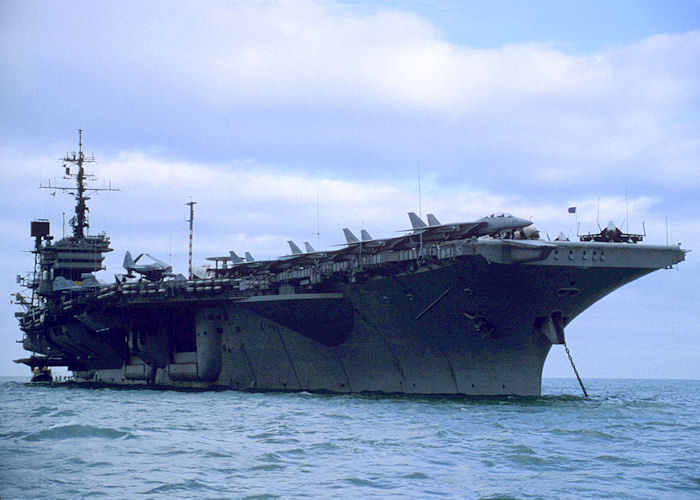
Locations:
221;244;311;275
579;221;645;243
123;251;175;281
406;212;480;241
283;241;331;265
407;212;533;240
340;228;408;252
472;213;534;236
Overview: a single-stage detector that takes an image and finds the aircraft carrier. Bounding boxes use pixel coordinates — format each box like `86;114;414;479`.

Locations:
13;134;686;395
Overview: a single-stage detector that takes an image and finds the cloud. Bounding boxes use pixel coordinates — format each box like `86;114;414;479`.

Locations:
2;0;698;263
2;1;698;192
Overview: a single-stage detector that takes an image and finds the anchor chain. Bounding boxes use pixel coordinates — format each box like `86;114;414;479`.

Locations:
564;341;588;397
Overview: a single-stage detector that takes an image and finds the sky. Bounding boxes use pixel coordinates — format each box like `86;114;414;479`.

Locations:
1;0;698;379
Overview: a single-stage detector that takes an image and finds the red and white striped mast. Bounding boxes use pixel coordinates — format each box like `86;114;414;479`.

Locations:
186;199;197;279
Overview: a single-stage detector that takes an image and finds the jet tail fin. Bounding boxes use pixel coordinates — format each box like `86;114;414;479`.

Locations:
288;241;303;255
426;214;441;226
360;229;373;241
244;252;255;262
229;250;244;264
408;212;427;230
343;228;359;244
303;242;315;253
123;251;135;269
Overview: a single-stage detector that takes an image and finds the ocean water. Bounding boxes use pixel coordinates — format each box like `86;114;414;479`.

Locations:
1;378;698;499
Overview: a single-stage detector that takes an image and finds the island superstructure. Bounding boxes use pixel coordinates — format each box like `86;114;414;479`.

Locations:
13;134;686;395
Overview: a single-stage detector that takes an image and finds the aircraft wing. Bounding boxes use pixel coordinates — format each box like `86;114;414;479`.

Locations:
406;221;486;241
279;249;331;266
228;260;270;275
333;232;415;255
458;221;488;237
143;253;171;268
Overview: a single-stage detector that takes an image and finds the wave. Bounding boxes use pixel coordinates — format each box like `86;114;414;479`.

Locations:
23;424;132;441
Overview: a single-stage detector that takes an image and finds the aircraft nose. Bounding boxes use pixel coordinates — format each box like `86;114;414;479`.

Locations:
516;217;533;227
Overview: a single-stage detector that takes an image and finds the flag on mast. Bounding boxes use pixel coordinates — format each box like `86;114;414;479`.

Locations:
568;206;576;214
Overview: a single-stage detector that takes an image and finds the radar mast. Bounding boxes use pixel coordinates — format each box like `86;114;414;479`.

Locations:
42;130;119;238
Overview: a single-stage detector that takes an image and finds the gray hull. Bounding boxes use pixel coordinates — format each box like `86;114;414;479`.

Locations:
54;240;682;396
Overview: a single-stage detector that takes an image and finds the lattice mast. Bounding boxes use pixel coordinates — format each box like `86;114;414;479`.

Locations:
186;200;197;279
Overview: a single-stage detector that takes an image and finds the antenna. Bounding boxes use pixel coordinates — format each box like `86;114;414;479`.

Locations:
316;185;320;250
186;199;197;280
418;162;423;257
169;232;173;266
625;188;629;233
418;162;422;218
41;130;119;239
